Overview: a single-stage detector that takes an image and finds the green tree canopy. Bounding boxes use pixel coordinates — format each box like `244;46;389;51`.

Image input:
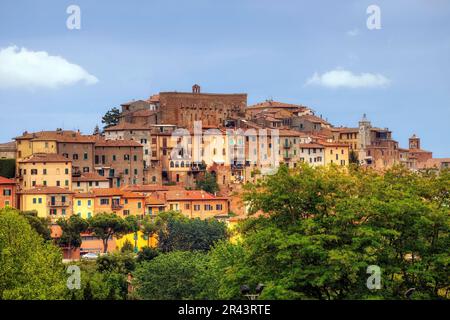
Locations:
57;214;89;251
141;216;158;247
133;251;209;300
101;107;121;129
20;210;52;241
88;213;130;253
0;159;15;178
196;171;219;194
0;208;67;299
208;164;450;300
157;216;228;252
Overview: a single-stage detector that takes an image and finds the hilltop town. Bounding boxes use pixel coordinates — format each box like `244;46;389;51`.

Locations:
0;84;448;258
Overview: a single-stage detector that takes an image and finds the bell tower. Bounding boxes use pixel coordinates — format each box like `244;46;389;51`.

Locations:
409;134;420;150
192;84;201;94
357;114;372;164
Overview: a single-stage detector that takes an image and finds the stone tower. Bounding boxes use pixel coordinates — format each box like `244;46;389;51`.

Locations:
409;134;420;150
357;114;372;163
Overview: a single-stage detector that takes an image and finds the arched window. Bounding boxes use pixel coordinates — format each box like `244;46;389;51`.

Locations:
181;161;185;167
170;161;174;168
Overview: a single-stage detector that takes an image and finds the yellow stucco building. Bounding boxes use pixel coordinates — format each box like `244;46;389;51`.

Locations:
19;186;74;219
322;142;350;166
73;193;95;219
18;153;72;190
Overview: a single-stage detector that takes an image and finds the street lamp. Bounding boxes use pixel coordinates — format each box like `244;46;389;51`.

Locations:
240;283;264;300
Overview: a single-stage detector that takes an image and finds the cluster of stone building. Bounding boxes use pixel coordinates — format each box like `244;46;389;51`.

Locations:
0;84;448;255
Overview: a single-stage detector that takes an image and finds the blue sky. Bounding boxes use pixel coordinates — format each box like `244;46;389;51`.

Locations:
0;0;449;157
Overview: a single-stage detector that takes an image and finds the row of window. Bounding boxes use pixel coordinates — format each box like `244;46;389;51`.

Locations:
22;168;70;175
75;181;102;187
49;208;67;215
76;200;93;207
169;203;224;211
95;154;139;164
32;196;68;204
76;212;92;218
28;180;69;187
62;153;89;160
98;198;142;209
329;149;346;155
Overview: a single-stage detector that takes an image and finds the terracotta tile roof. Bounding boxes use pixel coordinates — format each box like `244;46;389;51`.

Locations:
94;139;143;147
318;142;350;148
145;196;166;205
298;143;325;149
278;129;311;137
14;130;97;144
301;114;331;125
122;191;146;199
163;190;228;201
15;130;78;140
91;188;124;197
147;94;160;103
73;192;95;198
259;115;282;122
72;172;109;182
0;141;16;151
0;176;15;184
247;100;308;110
19;153;71;163
18;186;74;195
104;123;153;131
56;135;98;143
120;99;149;106
121;185;169;192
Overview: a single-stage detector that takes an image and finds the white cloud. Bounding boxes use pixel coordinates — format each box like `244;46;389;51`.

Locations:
0;46;98;89
346;28;360;37
305;68;391;89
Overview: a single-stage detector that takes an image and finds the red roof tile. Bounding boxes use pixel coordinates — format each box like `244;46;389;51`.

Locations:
91;188;124;197
72;172;109;182
0;176;15;184
19;153;71;163
94;139;143;147
162;190;228;201
18;186;74;195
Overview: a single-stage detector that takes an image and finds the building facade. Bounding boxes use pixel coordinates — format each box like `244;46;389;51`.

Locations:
0;176;16;208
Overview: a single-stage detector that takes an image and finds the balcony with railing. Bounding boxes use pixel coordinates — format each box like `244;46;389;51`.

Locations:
111;203;123;210
48;201;71;207
189;163;206;172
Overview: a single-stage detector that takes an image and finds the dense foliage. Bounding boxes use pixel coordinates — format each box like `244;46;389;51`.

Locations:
88;212;132;253
133;164;450;300
2;164;448;300
0;208;67;299
0;159;15;178
195;171;219;194
133;251;209;299
101;107;120;129
156;213;228;252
